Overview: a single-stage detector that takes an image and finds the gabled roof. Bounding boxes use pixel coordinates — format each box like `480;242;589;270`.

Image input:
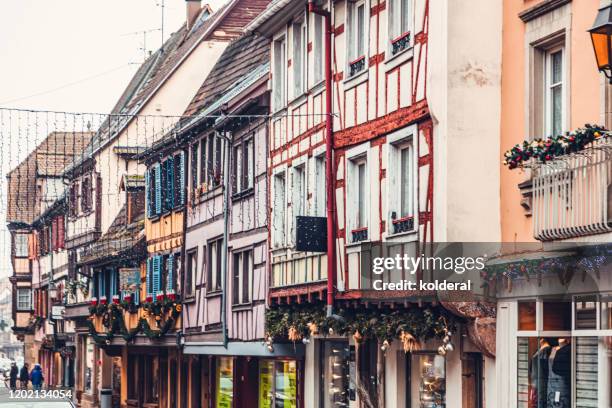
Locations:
5;132;93;226
141;31;270;159
79;203;145;266
184;32;270;117
64;0;271;177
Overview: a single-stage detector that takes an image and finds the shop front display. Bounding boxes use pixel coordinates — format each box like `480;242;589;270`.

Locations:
259;359;298;408
410;353;446;408
513;299;612;407
216;357;234;408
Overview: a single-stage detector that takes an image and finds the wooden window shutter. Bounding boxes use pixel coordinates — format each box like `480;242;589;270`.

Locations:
167;157;175;210
179;151;186;205
167;254;174;291
52;218;58;251
145;169;152;218
58;216;65;249
155;163;162;215
146;258;152;296
95;175;102;229
153;255;161;295
28;233;35;260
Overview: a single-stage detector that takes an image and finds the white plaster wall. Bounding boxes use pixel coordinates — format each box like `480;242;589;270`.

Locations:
428;0;502;242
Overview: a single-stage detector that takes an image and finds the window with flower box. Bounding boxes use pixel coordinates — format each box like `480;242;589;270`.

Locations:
388;0;412;56
347;0;367;77
388;126;417;236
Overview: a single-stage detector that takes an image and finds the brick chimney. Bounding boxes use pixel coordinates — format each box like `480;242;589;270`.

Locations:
186;0;202;30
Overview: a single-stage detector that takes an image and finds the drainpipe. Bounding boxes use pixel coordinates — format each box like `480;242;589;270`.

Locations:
308;0;335;317
220;127;230;347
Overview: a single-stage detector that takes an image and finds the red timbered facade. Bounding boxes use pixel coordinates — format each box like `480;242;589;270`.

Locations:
250;0;500;405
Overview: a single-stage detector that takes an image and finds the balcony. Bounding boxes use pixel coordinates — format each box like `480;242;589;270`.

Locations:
270;251;327;288
532;139;612;240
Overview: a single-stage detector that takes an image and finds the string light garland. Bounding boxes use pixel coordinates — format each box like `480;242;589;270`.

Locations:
503;124;608;169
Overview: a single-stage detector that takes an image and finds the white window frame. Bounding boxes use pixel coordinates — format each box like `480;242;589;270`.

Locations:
545;45;565;137
272;169;287;248
387;125;418;236
14;233;28;258
273;34;288;111
388;0;413;53
290;162;307;245
313;152;326;217
292;18;307;98
346;145;370;242
313;13;325;86
232;248;253;305
17;288;32;310
346;0;369;77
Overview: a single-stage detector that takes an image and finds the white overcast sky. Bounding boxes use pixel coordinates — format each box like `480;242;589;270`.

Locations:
0;0;226;278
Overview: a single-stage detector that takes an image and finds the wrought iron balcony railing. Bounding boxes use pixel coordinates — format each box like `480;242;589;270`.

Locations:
532;139;612;240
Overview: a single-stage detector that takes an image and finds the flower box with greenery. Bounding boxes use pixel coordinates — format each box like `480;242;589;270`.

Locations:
503;124;608;169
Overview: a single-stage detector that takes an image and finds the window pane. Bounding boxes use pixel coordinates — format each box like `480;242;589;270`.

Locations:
314;15;323;83
518;301;536;331
293;23;302;95
315;156;326;216
543;301;571;331
321;341;350;408
552;85;562;136
357;162;366;228
401;0;410;33
551;51;562;84
216;357;233;408
274;361;297;408
259;361;274;408
357;4;365;57
273;174;286;247
575;297;597;330
400;145;413;217
601;297;612;329
411;354;446;407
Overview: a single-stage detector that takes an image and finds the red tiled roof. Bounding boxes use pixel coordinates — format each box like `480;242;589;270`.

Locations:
6;131;93;225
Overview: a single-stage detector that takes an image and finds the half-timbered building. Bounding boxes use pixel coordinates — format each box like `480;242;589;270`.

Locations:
176;31;298;408
6;131;92;388
248;0;502;405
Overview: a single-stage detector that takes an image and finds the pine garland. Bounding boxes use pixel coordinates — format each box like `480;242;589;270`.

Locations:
503;124;608;169
265;304;454;345
87;301;181;346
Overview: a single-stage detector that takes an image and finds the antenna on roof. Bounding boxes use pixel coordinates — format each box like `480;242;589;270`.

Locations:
121;28;161;62
157;0;166;53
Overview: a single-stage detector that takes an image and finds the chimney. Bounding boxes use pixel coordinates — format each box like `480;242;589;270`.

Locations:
186;0;202;30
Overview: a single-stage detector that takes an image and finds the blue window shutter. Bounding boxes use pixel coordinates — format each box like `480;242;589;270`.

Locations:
146;258;152;296
179;152;185;205
167;254;174;291
167;157;175;210
153;255;161;295
155;163;162;215
145;169;151;217
109;269;115;297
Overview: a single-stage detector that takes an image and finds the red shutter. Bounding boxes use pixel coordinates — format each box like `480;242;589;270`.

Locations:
58;216;65;249
51;218;57;251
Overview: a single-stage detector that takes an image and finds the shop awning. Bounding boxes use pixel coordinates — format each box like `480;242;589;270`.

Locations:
183;341;304;358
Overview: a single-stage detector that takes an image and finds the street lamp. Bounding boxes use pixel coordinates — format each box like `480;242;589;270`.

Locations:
48;281;58;301
589;3;612;83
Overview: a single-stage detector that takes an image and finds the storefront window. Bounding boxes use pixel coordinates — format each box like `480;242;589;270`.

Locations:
259;360;298;408
409;353;446;408
517;337;601;408
575;296;597;329
601;297;612;329
542;301;571;331
84;337;94;394
321;341;352;408
518;301;536;331
216;357;233;408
